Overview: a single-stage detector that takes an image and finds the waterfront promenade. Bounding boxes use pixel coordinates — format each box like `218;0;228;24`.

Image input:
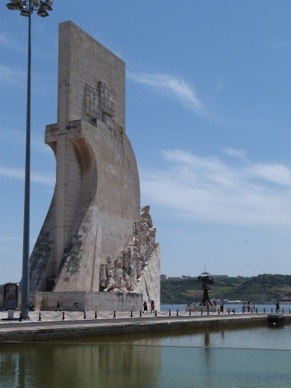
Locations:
1;309;289;342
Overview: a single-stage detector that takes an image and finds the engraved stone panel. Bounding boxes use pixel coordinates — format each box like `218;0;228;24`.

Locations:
85;84;102;119
97;81;116;117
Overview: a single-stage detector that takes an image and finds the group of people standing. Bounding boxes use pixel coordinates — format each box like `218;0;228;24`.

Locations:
242;301;256;313
143;300;155;313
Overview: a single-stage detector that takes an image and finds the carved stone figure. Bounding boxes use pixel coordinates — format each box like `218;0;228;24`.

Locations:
99;264;107;290
104;275;116;292
140;205;153;228
106;256;113;278
99;206;159;294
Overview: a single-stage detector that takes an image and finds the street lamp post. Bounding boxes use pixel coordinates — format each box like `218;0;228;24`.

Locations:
6;0;53;320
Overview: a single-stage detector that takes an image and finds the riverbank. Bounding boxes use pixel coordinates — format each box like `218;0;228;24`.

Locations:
1;309;290;342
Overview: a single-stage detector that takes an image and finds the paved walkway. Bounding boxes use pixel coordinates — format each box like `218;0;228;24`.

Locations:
0;308;262;324
0;309;274;342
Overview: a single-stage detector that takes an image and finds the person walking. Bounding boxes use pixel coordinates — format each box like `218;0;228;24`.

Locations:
56;298;61;311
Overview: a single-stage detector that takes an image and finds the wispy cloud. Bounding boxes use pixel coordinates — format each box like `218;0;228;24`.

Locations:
0;32;24;52
0;64;55;92
0;64;26;85
128;72;205;116
0;33;8;46
140;149;291;227
223;148;247;160
0;166;55;187
0;129;52;155
248;163;291;187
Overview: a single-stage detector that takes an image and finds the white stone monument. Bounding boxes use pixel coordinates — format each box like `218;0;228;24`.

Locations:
28;21;160;311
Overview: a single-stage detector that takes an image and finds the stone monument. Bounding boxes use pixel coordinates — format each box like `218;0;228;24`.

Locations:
28;21;160;311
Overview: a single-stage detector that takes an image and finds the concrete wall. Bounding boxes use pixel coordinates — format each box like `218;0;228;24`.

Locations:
30;291;143;312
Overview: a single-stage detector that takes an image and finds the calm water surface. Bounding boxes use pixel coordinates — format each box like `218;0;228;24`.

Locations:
1;305;291;387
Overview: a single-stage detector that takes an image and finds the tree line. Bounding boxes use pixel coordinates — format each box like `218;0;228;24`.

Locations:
161;274;291;304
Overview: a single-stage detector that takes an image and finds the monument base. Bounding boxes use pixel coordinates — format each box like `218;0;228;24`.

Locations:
29;291;143;312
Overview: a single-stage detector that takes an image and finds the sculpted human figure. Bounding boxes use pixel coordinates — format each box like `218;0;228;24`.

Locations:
136;252;143;278
127;246;133;267
99;264;107;290
129;263;137;289
129;245;139;285
137;222;148;242
114;258;126;291
145;227;156;261
100;204;158;294
140;205;153;228
106;256;113;278
132;237;141;253
133;221;139;236
117;267;124;289
104;273;116;292
122;249;129;271
123;272;131;290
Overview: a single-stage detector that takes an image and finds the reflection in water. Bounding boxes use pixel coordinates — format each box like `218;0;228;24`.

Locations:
203;331;211;371
2;326;291;387
0;341;161;388
204;331;210;347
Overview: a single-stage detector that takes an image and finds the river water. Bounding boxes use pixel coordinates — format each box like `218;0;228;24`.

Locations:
1;304;291;387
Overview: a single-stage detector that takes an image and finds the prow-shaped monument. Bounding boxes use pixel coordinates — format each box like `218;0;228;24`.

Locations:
29;21;160;311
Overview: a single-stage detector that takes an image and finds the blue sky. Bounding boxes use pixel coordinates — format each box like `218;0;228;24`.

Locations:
1;1;291;284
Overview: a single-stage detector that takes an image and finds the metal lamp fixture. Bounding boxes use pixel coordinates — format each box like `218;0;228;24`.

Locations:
40;1;53;10
6;0;54;320
37;7;48;17
6;3;19;10
6;1;53;15
20;8;30;16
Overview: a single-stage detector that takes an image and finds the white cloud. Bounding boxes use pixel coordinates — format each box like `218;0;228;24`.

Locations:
140;150;291;227
0;63;54;93
0;64;26;85
0;166;55;187
0;166;24;180
0;129;52;156
248;163;291;187
223;148;247;159
0;33;22;51
128;72;205;116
